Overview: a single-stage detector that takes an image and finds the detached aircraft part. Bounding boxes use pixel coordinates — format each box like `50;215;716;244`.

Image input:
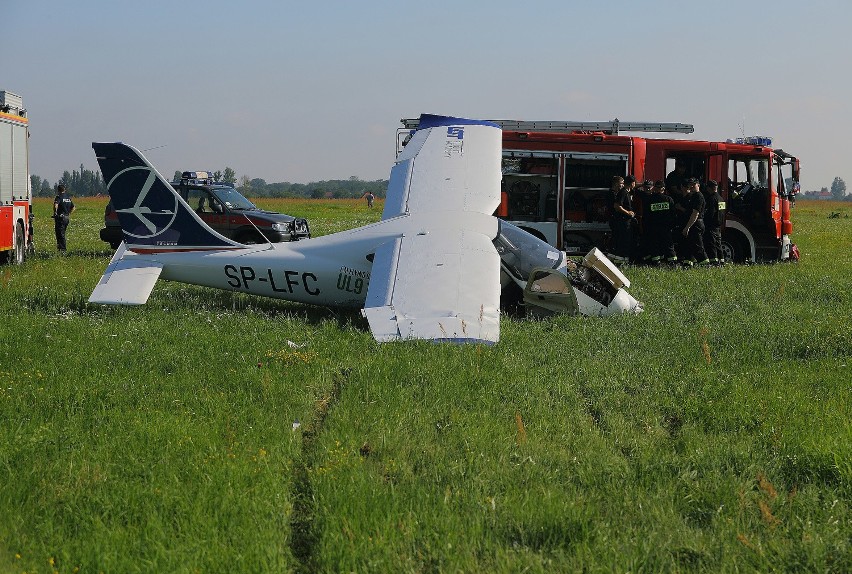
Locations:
89;114;641;344
516;248;643;318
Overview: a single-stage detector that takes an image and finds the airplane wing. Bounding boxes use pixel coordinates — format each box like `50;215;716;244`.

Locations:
89;243;163;305
362;218;500;343
383;114;502;220
364;114;503;343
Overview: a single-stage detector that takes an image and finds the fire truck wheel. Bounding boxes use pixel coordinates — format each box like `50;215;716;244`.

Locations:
13;222;26;265
720;235;743;263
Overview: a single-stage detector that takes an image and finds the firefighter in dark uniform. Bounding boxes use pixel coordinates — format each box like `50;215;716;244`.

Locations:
671;180;690;261
607;175;635;264
680;177;709;266
643;181;678;264
665;161;687;193
702;179;726;264
52;184;75;252
633;179;653;262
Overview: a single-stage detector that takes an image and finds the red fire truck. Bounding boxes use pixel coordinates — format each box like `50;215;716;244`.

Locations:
0;90;32;265
399;119;800;262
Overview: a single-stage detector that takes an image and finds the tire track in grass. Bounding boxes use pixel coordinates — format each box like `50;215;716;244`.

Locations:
576;379;608;433
290;367;349;573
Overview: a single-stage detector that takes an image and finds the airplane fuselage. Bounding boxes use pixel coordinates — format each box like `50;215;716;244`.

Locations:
132;211;497;308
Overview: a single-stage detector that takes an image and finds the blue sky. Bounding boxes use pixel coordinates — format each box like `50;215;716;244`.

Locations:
3;0;849;190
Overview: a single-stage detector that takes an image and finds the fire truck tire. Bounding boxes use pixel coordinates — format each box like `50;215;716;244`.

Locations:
720;233;745;263
13;222;26;265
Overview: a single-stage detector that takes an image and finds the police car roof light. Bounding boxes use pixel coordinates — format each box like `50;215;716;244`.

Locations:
180;171;214;185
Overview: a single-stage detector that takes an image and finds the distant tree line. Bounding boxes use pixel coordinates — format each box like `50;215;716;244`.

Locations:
30;165;106;197
235;176;388;200
37;165;844;202
801;177;850;201
168;169;389;200
30;166;387;200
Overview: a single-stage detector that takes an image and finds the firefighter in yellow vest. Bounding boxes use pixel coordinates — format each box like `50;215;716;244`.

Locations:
643;180;677;264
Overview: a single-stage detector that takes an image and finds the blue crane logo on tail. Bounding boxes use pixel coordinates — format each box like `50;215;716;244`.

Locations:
108;166;179;240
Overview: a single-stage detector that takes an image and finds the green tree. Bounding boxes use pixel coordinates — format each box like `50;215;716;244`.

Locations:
30;175;42;195
831;177;847;199
222;167;236;186
249;178;268;196
238;175;252;196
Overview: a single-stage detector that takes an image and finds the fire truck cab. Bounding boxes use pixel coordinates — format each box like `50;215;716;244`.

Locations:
0;90;32;265
399;119;799;263
642;135;799;262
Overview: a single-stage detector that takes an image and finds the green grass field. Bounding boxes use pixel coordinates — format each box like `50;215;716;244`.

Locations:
1;197;850;573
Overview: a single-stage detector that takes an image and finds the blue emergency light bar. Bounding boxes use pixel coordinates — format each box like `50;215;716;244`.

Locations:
730;136;773;147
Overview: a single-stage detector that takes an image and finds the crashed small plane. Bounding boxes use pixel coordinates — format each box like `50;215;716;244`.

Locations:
89;114;641;343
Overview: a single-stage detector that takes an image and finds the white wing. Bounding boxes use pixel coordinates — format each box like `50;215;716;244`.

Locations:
383;115;502;219
365;115;503;343
362;219;500;343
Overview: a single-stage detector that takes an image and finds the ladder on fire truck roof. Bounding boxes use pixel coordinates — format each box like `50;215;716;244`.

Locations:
400;118;694;135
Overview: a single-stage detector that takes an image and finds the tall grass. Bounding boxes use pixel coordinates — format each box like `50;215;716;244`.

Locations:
1;198;849;572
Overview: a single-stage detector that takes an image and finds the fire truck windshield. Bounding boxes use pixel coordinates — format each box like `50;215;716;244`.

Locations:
730;157;769;194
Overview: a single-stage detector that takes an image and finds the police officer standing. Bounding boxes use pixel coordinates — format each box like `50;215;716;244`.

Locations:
702;179;726;265
52;184;75;252
680;178;709;266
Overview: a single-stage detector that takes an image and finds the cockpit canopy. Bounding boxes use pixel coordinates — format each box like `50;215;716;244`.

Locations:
493;220;564;281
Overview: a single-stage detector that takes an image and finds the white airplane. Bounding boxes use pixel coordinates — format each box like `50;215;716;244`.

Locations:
89;114;641;344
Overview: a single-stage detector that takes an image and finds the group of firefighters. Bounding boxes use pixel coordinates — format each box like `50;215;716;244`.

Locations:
607;171;725;267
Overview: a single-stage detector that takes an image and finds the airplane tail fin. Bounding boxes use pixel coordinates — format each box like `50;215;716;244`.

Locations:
92;142;242;252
